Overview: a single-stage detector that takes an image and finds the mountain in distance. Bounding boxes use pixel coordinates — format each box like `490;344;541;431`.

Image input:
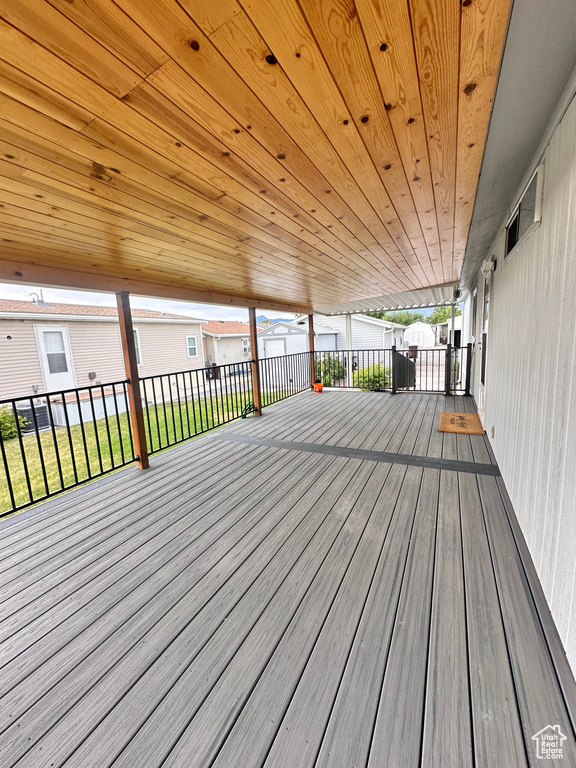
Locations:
256;315;294;324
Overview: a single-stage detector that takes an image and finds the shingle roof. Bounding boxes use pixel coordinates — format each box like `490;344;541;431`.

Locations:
201;320;250;335
0;299;197;321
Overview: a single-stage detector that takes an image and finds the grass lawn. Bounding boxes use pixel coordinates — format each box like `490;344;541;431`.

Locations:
0;389;256;515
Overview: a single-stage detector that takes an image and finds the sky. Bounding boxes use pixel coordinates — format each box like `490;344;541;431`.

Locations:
0;282;296;323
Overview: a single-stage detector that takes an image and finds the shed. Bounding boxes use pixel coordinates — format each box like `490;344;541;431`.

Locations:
403;321;436;348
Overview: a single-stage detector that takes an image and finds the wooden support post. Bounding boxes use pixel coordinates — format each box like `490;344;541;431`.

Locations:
248;307;262;416
116;291;149;469
308;314;316;389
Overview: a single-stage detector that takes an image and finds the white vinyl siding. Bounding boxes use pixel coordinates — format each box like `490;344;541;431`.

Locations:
474;94;576;671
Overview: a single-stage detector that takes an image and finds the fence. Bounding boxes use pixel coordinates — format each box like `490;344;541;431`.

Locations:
140;361;253;454
0;381;135;516
260;351;312;407
313;349;393;389
1;344;472;516
313;344;472;395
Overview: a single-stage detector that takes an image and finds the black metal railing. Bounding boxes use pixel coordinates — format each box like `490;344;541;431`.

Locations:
259;351;312;407
0;381;134;516
314;344;472;395
140;360;254;454
1;344;474;516
313;349;393;389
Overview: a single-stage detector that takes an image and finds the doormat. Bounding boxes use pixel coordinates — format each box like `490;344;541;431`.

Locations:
439;412;485;435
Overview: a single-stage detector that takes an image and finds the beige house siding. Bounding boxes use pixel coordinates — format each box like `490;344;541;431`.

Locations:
215;336;250;366
0;318;204;401
67;322;125;387
135;323;204;378
203;335;216;364
0;320;44;399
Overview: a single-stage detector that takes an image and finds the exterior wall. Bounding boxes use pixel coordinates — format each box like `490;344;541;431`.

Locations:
134;322;204;378
0;319;44;399
67;322;124;386
315;314;402;349
213;336;251;366
257;325;308;357
204;335;216;364
474;93;576;669
0;318;204;400
315;334;338;351
404;322;436;347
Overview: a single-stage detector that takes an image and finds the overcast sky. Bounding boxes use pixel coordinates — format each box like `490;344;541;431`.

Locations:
0;282;296;323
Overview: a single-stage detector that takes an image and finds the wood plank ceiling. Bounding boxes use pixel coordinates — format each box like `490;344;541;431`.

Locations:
0;0;510;312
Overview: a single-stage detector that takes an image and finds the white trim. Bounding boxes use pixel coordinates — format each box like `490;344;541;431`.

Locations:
201;330;250;338
241;337;250;355
186;335;199;358
33;323;77;391
504;162;545;263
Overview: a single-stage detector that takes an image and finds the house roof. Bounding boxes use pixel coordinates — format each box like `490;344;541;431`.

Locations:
201;320;250;337
0;300;202;322
295;313;405;330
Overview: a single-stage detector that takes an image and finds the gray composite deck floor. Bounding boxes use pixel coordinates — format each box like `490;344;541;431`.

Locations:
0;390;575;767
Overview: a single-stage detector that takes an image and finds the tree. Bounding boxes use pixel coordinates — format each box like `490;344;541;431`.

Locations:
366;310;425;325
426;306;462;325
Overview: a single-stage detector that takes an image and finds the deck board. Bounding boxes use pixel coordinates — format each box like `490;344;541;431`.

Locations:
0;390;574;767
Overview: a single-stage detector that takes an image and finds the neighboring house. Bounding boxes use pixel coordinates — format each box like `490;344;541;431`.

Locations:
0;299;205;402
434;315;462;346
257;321;309;358
201;321;252;367
403;321;436;348
293;313;406;350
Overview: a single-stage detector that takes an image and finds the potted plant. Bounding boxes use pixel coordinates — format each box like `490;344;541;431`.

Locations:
313;379;323;393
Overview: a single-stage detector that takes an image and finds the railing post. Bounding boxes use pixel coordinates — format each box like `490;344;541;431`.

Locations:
391;345;397;394
248;307;262;416
444;342;452;397
116;291;149;469
308;313;316;389
464;342;473;396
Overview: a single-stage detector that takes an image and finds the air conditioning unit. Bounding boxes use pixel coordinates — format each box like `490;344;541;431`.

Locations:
16;402;51;433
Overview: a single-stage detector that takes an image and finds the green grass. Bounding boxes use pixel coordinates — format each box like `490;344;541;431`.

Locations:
0;390;256;515
0;383;310;515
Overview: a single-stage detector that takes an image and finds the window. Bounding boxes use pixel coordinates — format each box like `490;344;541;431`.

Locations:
43;331;69;374
133;329;142;365
242;337;250;355
505;169;541;255
186;336;198;358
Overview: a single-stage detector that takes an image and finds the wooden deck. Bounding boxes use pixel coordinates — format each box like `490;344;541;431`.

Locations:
0;391;575;767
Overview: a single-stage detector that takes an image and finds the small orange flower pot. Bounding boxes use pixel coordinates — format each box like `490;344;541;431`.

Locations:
313;382;323;392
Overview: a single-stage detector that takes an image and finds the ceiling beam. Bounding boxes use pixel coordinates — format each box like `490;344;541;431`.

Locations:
0;259;311;314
